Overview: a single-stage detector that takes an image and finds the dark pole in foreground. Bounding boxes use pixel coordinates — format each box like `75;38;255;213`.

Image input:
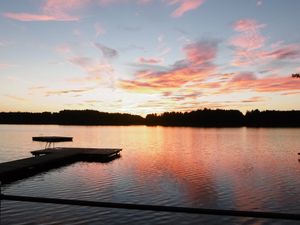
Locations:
1;194;300;221
0;182;2;225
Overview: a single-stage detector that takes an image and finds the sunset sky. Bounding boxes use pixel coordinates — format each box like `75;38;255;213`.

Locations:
0;0;299;116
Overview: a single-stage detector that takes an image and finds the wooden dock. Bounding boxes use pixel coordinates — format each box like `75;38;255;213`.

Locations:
31;147;121;157
0;147;121;183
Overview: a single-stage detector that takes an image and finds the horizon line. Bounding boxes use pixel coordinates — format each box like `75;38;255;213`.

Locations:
1;108;300;118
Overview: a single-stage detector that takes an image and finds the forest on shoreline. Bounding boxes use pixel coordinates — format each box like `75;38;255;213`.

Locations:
0;109;299;127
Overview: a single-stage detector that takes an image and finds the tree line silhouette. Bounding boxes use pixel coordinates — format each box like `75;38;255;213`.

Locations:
0;109;299;127
145;109;244;127
0;110;144;125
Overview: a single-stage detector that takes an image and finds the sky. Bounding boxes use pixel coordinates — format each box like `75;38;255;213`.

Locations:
0;0;300;116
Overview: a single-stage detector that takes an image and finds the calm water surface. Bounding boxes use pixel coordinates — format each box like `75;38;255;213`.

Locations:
0;125;300;224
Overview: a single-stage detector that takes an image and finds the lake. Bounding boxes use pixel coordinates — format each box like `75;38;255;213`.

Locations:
0;125;300;225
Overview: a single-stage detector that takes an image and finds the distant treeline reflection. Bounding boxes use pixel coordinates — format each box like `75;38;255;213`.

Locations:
0;109;299;127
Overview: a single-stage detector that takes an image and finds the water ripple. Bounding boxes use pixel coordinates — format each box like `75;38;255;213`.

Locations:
1;126;300;224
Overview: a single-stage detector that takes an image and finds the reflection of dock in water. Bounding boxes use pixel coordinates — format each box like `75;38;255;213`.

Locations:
0;136;122;183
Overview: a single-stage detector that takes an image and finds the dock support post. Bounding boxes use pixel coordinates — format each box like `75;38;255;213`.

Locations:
0;181;2;225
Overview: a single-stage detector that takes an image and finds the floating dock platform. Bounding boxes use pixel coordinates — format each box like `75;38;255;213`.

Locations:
0;147;122;183
32;136;73;142
31;147;121;157
0;136;122;183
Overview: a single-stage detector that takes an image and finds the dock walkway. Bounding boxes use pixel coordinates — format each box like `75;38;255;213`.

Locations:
0;148;121;183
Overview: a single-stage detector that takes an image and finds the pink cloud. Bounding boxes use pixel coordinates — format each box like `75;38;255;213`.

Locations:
230;19;300;67
241;96;265;103
280;91;300;96
231;72;257;82
2;12;61;21
42;0;87;20
266;44;300;60
254;76;300;93
3;0;86;21
183;40;217;64
43;0;87;11
68;56;114;83
230;19;268;66
232;43;300;67
231;19;266;50
3;0;206;21
138;57;162;64
55;44;72;54
218;74;300;94
119;40;218;92
121;36;299;99
233;19;265;32
170;0;205;17
230;33;265;51
45;87;95;96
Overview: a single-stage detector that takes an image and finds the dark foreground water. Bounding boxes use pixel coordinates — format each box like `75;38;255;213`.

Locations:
0;125;300;225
